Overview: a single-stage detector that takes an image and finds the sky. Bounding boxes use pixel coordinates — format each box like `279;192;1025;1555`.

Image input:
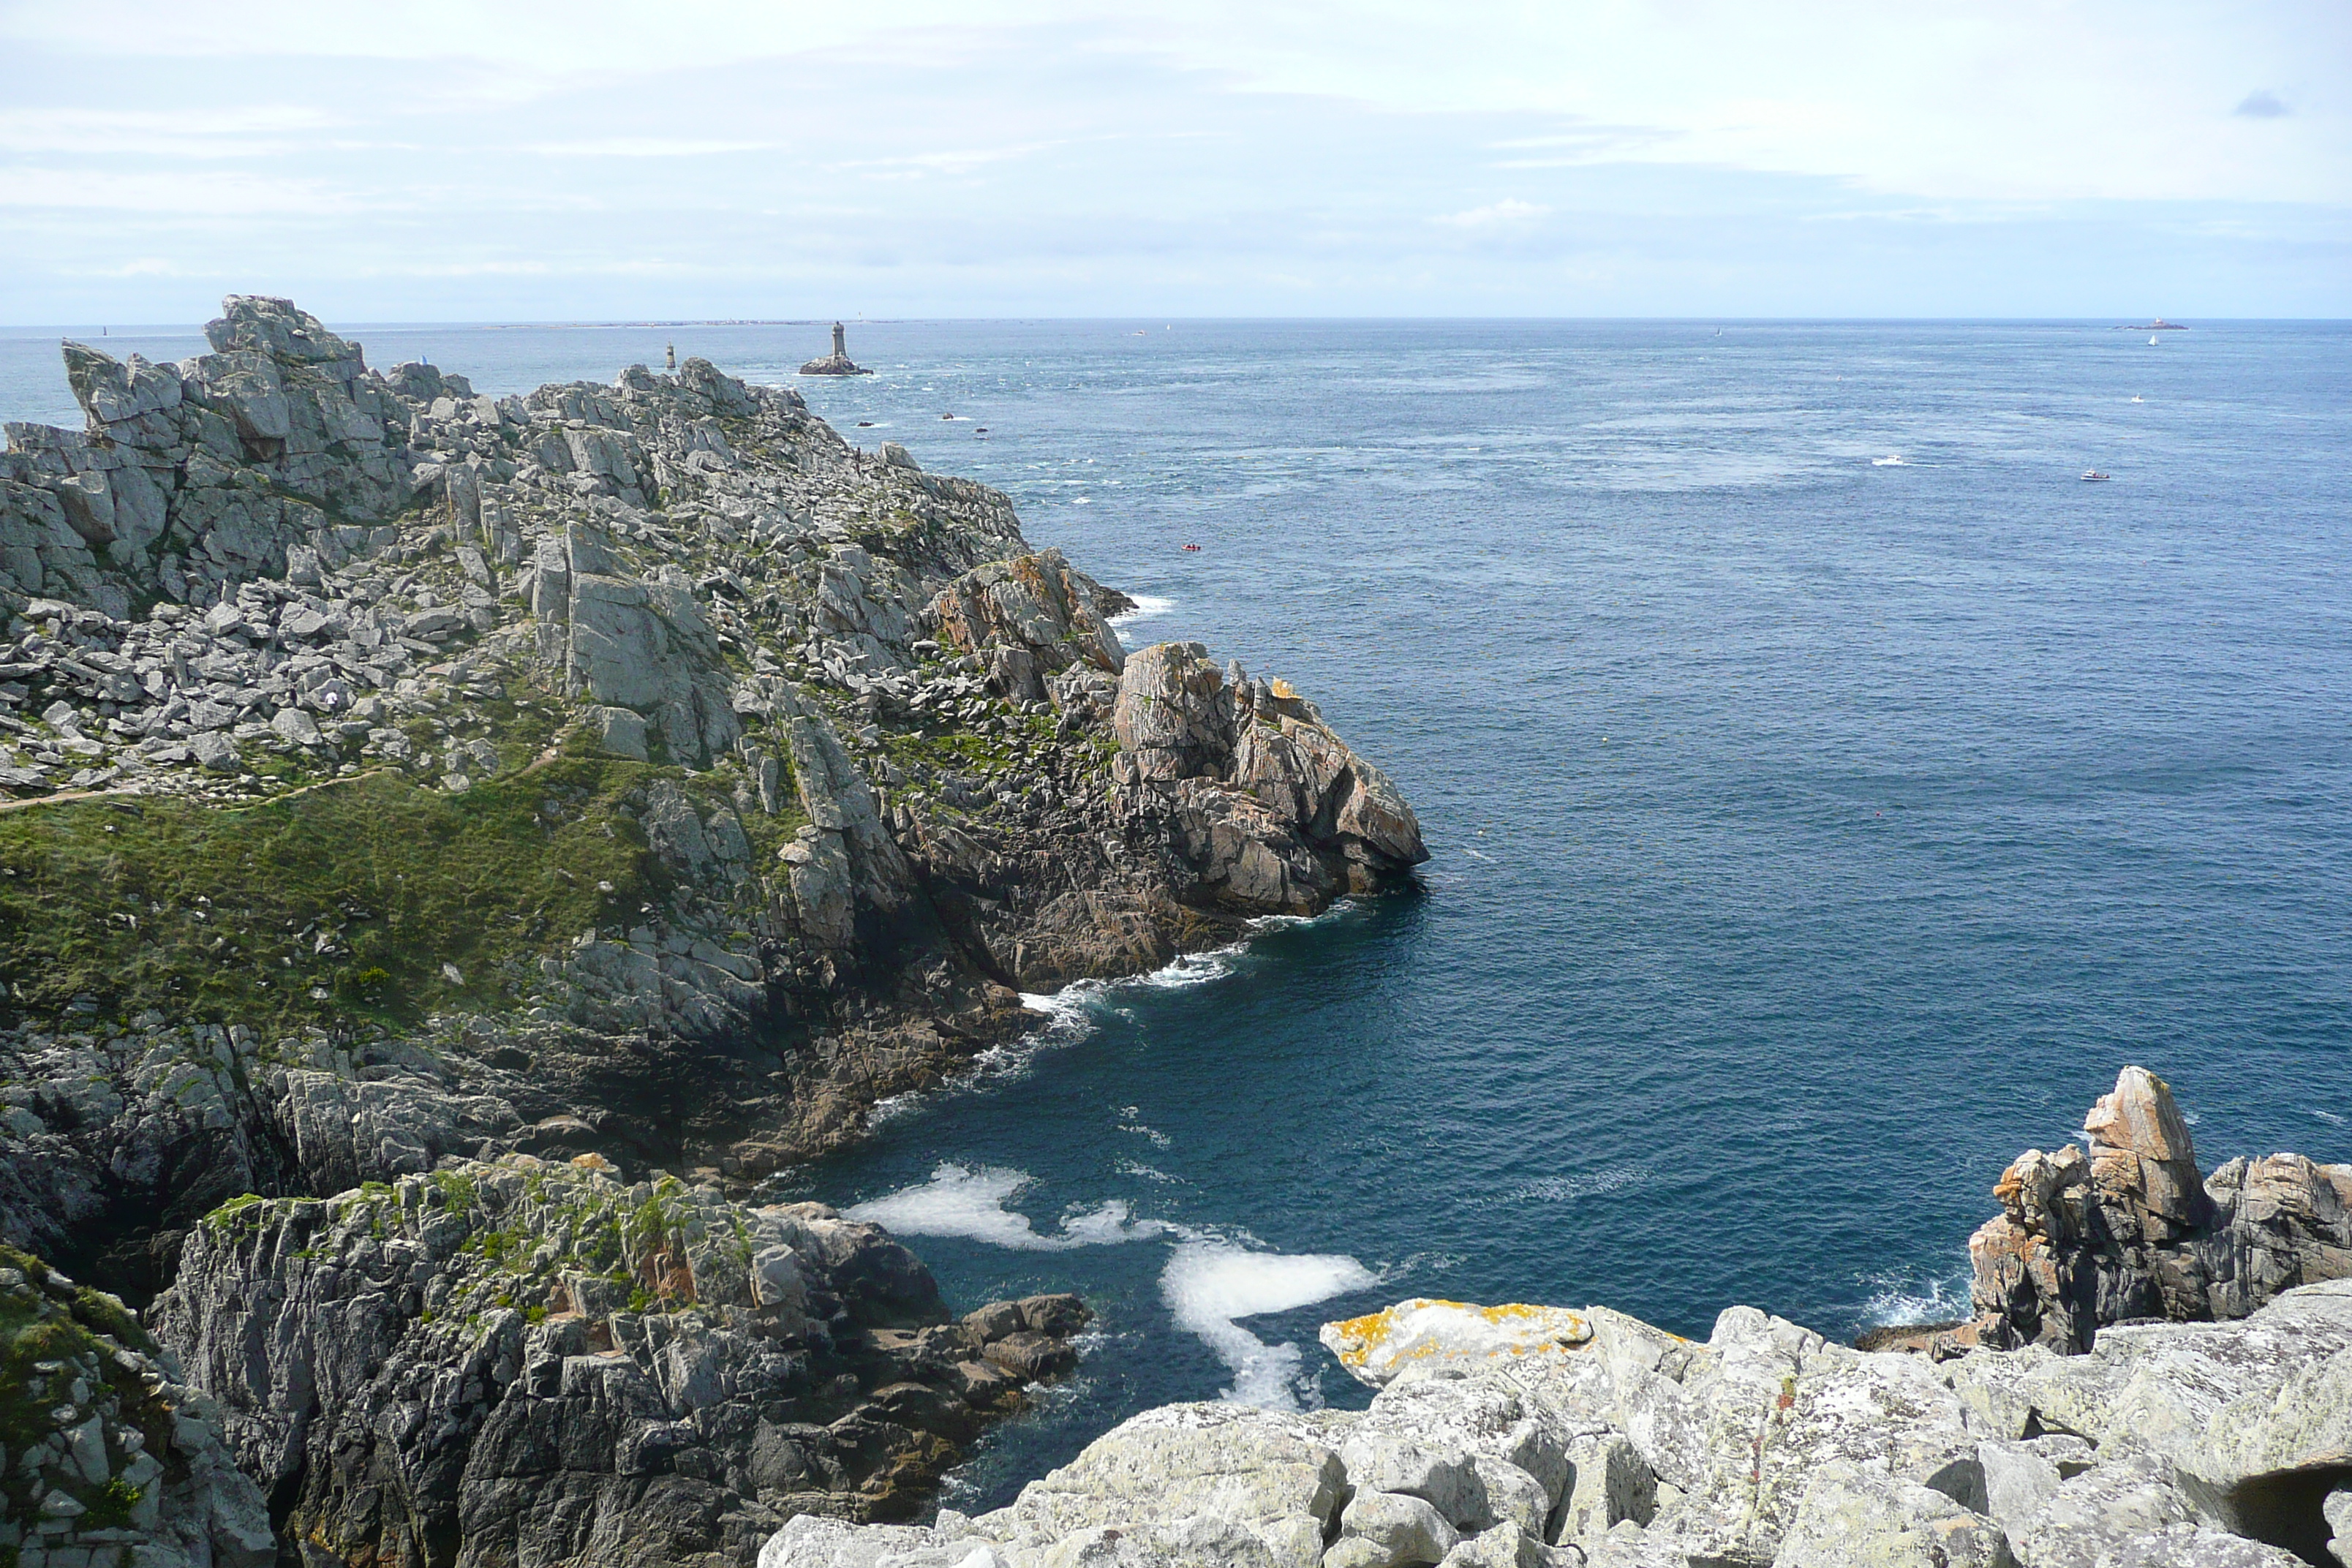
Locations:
1;0;2346;321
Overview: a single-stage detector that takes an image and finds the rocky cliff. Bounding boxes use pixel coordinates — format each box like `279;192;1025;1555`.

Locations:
0;296;1424;1564
151;1156;1087;1567
0;1242;273;1568
766;1285;2352;1568
0;295;1425;1300
1970;1067;2352;1353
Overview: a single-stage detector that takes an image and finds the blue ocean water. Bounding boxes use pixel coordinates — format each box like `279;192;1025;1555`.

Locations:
7;318;2350;1508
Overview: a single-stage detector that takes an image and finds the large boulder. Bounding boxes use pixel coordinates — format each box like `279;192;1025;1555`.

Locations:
922;548;1127;698
1113;641;1237;783
1005;1403;1350;1567
1322;1300;1594;1388
1616;1306;1982;1565
1109;641;1427;907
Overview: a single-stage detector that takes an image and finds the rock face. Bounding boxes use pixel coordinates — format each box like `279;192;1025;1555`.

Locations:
0;293;1423;1286
0;1242;274;1568
1970;1066;2352;1352
766;1284;2352;1568
151;1156;1088;1567
0;295;1423;1561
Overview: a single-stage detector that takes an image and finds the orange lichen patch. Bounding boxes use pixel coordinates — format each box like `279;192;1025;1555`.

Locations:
1268;677;1300;701
1320;1297;1593;1380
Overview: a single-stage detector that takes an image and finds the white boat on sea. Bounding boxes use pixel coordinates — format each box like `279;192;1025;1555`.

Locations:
2082;470;2110;482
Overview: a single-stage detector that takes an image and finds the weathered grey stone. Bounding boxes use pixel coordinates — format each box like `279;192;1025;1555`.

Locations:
1556;1433;1656;1543
159;1164;1081;1568
1769;1460;2012;1568
1438;1524;1580;1568
1113;642;1234;783
1006;1403;1346;1568
0;1240;274;1568
1976;1435;2094;1539
189;728;238;771
1338;1489;1463;1567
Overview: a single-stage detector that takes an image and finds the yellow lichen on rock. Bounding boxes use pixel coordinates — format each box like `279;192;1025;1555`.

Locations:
1319;1297;1593;1387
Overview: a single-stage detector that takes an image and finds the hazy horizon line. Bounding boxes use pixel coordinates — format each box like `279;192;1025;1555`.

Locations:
4;314;2345;336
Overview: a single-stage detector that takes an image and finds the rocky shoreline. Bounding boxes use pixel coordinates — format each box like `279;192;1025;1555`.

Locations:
766;1276;2352;1568
758;1072;2352;1568
3;298;2344;1568
0;295;1426;1564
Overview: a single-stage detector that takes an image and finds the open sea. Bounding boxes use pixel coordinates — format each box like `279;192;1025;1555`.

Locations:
6;317;2350;1508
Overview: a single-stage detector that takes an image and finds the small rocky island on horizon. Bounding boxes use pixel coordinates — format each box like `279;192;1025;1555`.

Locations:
0;298;2346;1568
799;321;872;376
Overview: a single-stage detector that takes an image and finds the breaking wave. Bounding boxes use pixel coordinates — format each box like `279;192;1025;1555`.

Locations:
845;1164;1167;1251
1109;594;1175;626
1159;1239;1377;1410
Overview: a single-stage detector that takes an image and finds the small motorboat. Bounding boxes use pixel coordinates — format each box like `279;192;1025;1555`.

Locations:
856;421;875;427
2082;470;2110;482
1182;543;1202;551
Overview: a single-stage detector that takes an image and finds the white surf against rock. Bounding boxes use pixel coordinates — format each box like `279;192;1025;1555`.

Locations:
1109;593;1175;627
845;1164;1165;1251
1855;1266;1972;1327
1159;1240;1376;1411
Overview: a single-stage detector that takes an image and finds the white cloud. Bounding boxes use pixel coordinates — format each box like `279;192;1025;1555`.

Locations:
0;0;2343;318
1433;199;1550;227
517;139;778;158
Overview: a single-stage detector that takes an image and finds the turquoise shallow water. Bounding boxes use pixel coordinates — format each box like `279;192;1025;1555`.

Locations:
7;317;2350;1507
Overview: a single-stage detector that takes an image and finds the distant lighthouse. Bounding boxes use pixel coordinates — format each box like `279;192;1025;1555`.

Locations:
800;321;872;376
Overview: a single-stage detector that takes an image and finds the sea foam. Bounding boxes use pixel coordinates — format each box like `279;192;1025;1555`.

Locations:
1855;1267;1972;1327
1159;1240;1376;1409
845;1164;1165;1251
1110;594;1175;627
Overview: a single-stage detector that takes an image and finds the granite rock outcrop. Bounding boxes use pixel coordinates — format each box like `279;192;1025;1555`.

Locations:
0;295;1425;1556
1970;1066;2352;1352
153;1156;1088;1567
0;294;1424;1280
770;1281;2352;1568
0;1243;274;1568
